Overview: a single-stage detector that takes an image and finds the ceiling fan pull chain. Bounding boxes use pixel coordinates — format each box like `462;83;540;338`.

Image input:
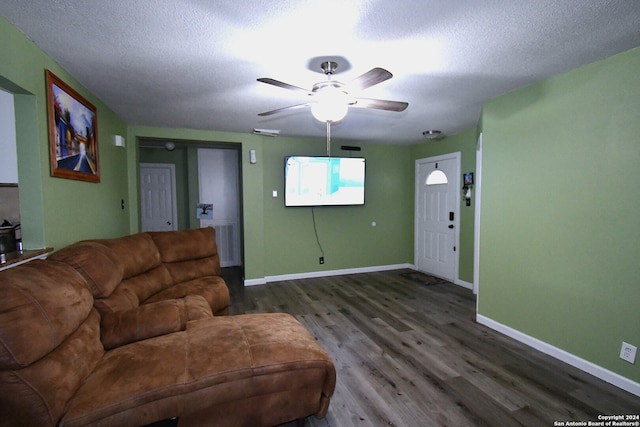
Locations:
326;121;331;156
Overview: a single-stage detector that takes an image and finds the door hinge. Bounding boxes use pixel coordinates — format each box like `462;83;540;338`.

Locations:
453;246;456;252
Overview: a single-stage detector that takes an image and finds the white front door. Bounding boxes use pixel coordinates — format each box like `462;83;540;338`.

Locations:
415;153;460;281
140;163;178;232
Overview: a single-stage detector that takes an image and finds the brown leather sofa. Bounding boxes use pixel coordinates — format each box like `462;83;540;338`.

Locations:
0;227;336;426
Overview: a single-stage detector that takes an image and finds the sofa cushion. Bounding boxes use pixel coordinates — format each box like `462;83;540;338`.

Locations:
0;310;103;427
90;232;162;279
149;227;222;284
149;227;220;265
100;296;213;350
0;260;94;369
144;276;230;316
183;294;216;322
60;313;335;427
0;261;103;427
49;241;124;298
163;256;221;286
87;233;174;315
92;282;140;316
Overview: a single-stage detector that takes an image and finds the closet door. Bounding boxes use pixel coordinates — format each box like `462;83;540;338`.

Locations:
140;163;178;232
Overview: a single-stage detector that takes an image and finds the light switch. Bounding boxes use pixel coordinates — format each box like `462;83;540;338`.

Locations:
272;190;278;198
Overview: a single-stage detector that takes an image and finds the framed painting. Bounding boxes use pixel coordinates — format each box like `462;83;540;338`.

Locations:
46;70;100;182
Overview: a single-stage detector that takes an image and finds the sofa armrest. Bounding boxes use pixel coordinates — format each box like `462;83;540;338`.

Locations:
182;294;215;323
100;296;213;350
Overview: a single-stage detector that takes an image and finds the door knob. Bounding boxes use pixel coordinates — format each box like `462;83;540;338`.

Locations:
448;224;454;229
167;221;172;225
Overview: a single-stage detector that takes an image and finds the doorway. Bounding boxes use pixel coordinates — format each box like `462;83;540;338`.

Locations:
197;148;242;267
414;153;460;281
138;139;243;269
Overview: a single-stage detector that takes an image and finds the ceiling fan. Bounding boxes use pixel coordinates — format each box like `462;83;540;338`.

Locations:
257;61;408;123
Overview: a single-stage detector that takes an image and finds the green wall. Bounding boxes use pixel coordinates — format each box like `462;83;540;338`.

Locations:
411;129;478;284
128;126;416;281
0;15;130;251
262;138;414;277
479;46;640;382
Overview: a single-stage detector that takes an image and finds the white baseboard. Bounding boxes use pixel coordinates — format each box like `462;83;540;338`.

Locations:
243;263;414;287
455;278;474;290
476;314;640;397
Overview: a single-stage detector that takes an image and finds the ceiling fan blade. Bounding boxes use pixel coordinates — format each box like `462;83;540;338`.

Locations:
258;103;311;117
353;98;408;112
349;67;393;91
257;78;312;95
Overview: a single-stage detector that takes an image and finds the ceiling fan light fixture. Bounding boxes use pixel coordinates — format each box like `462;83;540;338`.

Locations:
258;62;407;123
311;101;349;122
311;86;349;122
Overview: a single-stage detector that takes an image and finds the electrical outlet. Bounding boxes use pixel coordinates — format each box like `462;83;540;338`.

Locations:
319;257;324;265
620;342;637;364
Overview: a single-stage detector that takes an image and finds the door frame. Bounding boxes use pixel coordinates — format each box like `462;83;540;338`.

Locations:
473;133;483;296
414;152;461;283
137;138;245;272
139;163;178;231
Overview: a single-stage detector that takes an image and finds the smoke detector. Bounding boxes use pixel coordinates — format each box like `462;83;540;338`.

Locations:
422;130;443;140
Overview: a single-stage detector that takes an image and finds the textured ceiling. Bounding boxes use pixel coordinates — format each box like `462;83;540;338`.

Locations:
1;0;640;145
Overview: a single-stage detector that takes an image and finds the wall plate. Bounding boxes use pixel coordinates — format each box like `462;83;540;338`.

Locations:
620;342;637;364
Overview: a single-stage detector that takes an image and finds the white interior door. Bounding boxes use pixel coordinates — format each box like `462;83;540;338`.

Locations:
415;153;460;281
140;163;178;232
197;148;241;267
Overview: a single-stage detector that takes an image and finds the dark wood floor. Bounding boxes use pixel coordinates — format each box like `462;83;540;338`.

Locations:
222;267;640;427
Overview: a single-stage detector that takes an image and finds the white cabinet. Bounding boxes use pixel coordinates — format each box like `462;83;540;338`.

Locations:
0;89;18;184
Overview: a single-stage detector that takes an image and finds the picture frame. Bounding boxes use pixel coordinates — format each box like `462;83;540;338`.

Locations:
46;70;100;182
196;204;213;220
463;172;474;186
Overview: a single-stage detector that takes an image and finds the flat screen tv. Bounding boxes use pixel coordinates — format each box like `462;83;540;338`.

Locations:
284;156;365;207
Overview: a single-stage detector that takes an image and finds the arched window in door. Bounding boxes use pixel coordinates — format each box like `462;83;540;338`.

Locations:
426;169;448;185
